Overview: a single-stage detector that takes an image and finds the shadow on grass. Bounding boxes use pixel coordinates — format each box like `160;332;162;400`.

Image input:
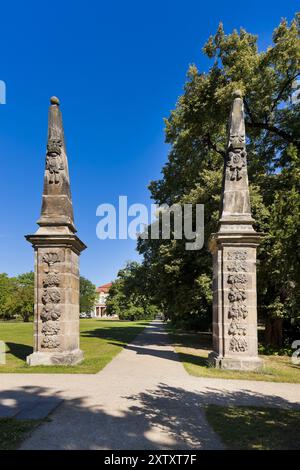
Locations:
81;323;149;346
3;321;149;363
83;319;150;326
166;327;212;351
83;321;210;367
2;321;208;373
1;382;299;449
6;343;33;362
177;352;209;367
205;404;300;450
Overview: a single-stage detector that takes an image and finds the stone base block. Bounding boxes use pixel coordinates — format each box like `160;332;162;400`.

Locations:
208;352;264;371
26;349;84;366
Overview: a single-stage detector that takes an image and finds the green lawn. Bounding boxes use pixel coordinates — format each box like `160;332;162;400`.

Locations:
205;405;300;449
0;418;43;450
168;327;300;383
0;319;148;373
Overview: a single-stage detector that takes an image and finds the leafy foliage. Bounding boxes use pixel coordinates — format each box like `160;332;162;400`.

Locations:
0;273;97;320
79;276;97;313
137;14;300;345
0;272;34;322
0;273;15;320
106;261;159;320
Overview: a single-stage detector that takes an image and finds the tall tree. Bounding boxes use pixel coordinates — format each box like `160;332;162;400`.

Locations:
0;273;15;320
7;272;35;322
106;261;159;320
138;14;300;345
79;276;97;313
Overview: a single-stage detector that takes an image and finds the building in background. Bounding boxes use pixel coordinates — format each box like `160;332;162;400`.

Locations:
93;283;112;317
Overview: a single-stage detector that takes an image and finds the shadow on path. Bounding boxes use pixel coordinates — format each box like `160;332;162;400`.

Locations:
0;381;298;449
107;342;208;368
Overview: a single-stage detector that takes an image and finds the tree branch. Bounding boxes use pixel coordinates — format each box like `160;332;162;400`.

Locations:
270;72;300;113
244;98;255;123
204;133;226;158
244;76;300;148
246;120;300;148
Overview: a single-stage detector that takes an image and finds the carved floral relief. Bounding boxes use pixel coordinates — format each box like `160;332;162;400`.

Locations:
227;250;249;352
40;251;62;350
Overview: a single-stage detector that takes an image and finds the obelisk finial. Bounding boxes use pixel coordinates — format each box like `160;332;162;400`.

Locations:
218;89;254;229
232;89;242;99
36;97;76;234
227;90;245;154
50;96;60;106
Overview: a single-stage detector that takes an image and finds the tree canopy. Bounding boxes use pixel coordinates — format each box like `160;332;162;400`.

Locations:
79;276;97;313
106;261;159;320
0;273;97;321
136;14;300;344
0;272;34;322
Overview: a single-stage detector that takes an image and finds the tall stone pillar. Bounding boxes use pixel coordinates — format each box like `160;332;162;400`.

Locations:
26;97;86;366
208;90;263;371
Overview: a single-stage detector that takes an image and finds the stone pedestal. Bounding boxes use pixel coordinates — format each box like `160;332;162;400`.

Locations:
26;235;86;366
208;232;263;371
27;350;84;366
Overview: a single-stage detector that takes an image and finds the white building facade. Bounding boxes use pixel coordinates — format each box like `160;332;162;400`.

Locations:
93;282;112;318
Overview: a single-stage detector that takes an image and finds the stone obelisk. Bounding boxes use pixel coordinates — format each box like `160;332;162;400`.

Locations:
208;90;263;371
26;97;86;366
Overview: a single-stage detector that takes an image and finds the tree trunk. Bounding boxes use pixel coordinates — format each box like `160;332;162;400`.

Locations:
23;312;30;322
265;317;283;348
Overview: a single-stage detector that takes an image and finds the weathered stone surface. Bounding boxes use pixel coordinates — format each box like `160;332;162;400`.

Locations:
26;349;84;366
25;98;86;366
208;91;263;371
37;97;75;233
219;89;254;229
208;352;263;371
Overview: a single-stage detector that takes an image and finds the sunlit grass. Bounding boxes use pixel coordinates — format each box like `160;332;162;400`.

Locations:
0;319;148;373
168;327;300;383
205;405;300;449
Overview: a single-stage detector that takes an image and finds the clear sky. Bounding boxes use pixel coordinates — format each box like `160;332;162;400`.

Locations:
0;1;297;286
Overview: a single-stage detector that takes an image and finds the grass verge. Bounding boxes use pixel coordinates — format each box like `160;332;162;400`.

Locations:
205;405;300;449
0;319;148;373
0;417;42;450
167;327;300;383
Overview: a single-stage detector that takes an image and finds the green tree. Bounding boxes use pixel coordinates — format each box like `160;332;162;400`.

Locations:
138;14;300;345
106;261;159;320
79;276;97;313
0;273;15;320
10;272;34;322
0;273;97;320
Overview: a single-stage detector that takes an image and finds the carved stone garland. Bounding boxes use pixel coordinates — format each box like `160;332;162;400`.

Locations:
46;138;64;184
227;133;247;181
40;252;61;349
227;250;248;352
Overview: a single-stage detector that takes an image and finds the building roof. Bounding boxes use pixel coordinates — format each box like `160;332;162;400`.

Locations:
96;282;113;293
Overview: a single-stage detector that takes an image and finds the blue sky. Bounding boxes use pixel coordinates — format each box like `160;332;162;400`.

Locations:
0;1;297;286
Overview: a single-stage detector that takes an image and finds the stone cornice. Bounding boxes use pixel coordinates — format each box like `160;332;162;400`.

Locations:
25;234;87;255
